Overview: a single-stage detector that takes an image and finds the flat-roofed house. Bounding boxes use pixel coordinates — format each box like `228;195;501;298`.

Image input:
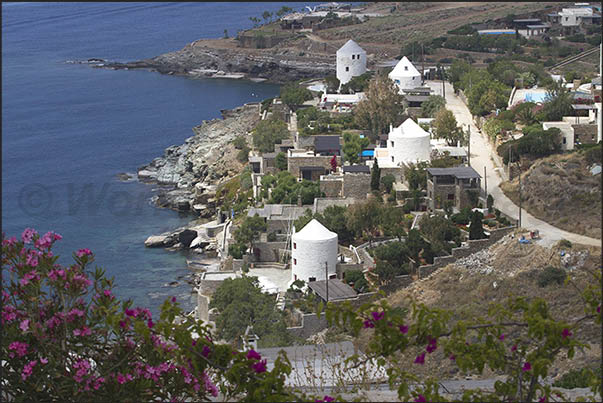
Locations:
426;166;482;211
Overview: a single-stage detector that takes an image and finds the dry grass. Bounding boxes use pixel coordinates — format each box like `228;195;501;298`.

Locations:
501;152;602;239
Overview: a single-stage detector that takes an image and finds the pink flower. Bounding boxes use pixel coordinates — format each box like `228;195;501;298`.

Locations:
67;308;85;322
2;236;17;247
426;337;437;354
561;328;572;338
103;289;113;298
363;320;375;328
522;362;531;372
125;308;136;318
449;354;456;361
76;248;92;258
26;252;39;267
40;357;48;364
20;319;30;332
93;376;105;390
371;311;384;321
539;397;547;402
21;360;37;381
21;228;38;244
414;395;427;403
511;344;517;352
399;324;409;334
499;333;505;341
252;359;267;373
119;320;127;329
35;231;58;249
147;319;154;328
9;341;29;358
246;349;261;360
323;396;335;402
116;373;126;384
414;352;426;364
202;371;218;397
201;346;211;358
171;296;177;303
597;305;601;313
73;326;91;337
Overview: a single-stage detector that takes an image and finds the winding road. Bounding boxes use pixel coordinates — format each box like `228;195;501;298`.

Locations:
425;80;601;248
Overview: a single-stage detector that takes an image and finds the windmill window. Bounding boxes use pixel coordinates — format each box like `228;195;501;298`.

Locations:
351;55;355;60
404;66;408;71
293;258;297;265
346;66;349;72
309;277;316;282
294;242;296;249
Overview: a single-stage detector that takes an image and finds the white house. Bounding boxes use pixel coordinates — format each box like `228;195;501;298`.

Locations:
336;39;367;86
375;118;431;168
388;56;421;94
291;219;337;285
319;91;365;112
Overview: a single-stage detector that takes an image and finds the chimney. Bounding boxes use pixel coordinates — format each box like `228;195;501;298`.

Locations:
390;124;393;132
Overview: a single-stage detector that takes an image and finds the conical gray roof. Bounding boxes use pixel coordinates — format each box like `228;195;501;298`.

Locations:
337;39;365;55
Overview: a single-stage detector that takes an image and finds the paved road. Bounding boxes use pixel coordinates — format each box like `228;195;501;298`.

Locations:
425;81;601;248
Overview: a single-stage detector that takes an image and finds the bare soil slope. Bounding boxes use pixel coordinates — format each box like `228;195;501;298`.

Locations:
500;152;602;239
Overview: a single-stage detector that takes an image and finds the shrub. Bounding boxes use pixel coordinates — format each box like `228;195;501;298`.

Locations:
237;146;250;163
558;239;572;249
537;266;566;287
553;367;602;389
267;232;277;242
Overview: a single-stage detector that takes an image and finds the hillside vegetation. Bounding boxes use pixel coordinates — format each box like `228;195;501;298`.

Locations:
500;151;602;239
353;234;601;382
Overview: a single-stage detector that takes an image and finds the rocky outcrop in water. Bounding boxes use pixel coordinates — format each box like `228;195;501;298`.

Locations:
91;40;335;83
137;103;259;216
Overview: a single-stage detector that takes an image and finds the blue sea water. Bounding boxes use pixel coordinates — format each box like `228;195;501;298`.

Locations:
2;2;317;315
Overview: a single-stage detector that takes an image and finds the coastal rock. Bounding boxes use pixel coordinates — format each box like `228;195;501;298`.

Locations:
137;168;157;182
145;235;168;248
178;229;198;248
116;172;134;182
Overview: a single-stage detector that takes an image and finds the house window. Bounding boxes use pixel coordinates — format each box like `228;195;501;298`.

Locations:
447;193;454;200
351;55;355;60
309;277;316;282
390;140;394;147
404;66;408;71
294;274;297;280
329;274;337;279
345;66;349;72
293;242;296;249
293;258;297;265
391;156;395;162
563;137;567;144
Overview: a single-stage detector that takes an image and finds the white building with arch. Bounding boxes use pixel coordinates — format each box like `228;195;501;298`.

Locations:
336;39;367;85
374;118;431;168
291;219;338;284
389;56;421;94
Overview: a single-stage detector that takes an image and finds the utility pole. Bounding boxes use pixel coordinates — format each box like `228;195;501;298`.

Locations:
325;262;329;303
467;125;471;167
518;156;522;228
421;43;425;85
484;166;487;198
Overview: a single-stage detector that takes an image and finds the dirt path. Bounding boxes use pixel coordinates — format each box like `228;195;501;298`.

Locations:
425;80;601;248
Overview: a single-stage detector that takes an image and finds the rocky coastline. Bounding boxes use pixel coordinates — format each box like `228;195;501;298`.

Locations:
73;38;335;84
137;102;260;216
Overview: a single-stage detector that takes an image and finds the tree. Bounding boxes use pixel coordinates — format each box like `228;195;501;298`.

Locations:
354;74;406;141
405;228;427;262
276;6;292;18
275;152;287;171
379;206;408;241
405;162;428;191
419;213;461;254
373;261;398;285
373;241;409;269
345;198;382;245
261;11;273;24
542;81;572;121
342;132;369;164
371;159;381;191
324;75;340;93
249;16;260;27
223;29;229;39
252;117;289;153
487;194;494;213
380;174;396;194
433;109;462;146
340;72;372;94
420;95;446;118
233;214;267;251
280;84;313;107
469;210;486;240
210;276;290;346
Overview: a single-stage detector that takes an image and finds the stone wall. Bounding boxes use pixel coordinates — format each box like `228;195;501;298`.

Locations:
381;275;413;294
251;241;287;262
320;177;343;197
197;294;210;322
417;226;515;278
427;180;456;210
380;167;404;182
237;33;288;49
286;312;328;339
288;155;341;178
343;173;370;199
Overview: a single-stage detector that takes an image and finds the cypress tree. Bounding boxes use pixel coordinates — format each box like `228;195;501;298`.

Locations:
371;159;381;191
